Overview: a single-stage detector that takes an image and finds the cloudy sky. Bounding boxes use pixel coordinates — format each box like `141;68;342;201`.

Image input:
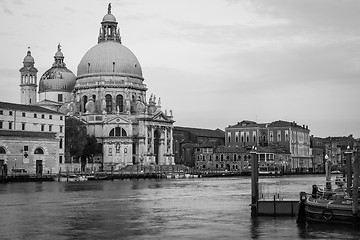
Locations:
0;0;359;138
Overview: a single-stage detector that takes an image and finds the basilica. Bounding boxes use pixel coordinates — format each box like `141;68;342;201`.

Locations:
0;4;175;175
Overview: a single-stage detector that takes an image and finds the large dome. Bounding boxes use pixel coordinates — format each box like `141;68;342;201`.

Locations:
77;41;143;80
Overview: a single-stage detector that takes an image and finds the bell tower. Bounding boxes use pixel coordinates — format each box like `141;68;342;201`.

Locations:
19;47;38;105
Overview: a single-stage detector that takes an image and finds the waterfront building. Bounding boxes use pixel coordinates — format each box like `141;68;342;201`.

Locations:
173;126;225;167
225;120;311;173
310;136;325;173
0;101;64;176
194;144;291;174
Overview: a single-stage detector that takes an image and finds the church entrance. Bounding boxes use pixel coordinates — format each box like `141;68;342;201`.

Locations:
154;129;160;165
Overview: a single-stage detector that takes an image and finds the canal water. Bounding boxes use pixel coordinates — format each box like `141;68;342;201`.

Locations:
0;175;359;239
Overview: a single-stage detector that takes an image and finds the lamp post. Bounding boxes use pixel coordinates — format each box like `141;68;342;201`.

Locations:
345;146;353;196
325;154;332;191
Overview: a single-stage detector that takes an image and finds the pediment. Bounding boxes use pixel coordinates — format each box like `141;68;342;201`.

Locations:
152;111;171;122
104;115;130;124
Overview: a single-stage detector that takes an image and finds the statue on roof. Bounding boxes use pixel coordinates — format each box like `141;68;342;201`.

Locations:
108;3;111;14
57;43;61;52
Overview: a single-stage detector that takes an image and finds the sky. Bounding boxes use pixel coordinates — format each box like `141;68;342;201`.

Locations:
0;0;359;138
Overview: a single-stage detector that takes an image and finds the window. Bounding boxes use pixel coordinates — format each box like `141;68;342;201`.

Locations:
59;156;63;164
0;122;3;129
235;132;239;142
220;154;224;161
116;94;123;112
60;139;63;149
49;125;52;131
41;125;44;131
285;130;289;141
41;114;45;119
83;95;88;113
277;130;281;141
109;127;127;137
253;131;257;142
34;113;37;118
60;116;63;120
22;123;25;130
0;147;6;154
34;148;44;154
246;132;250;142
105;94;112;113
9;111;12;116
233;154;237;161
227;132;231;143
241;132;244;142
60;126;63;133
22;112;26;117
0;110;3;115
49;115;52;119
8;122;12;130
269;131;273;142
58;94;63;102
24;146;29;151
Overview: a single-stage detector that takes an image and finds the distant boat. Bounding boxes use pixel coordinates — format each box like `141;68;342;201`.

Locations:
58;175;88;182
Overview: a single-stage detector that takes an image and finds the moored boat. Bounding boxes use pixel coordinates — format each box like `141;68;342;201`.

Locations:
305;194;360;224
58;174;88;182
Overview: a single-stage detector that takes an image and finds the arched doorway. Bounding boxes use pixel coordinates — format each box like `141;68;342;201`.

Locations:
154;129;161;165
34;147;44;176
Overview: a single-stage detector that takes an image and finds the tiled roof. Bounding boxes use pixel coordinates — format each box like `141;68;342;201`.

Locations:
174;126;224;138
0;101;62;114
227;120;267;129
0;130;57;139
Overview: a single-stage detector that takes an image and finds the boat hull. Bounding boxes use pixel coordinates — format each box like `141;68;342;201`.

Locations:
305;197;359;224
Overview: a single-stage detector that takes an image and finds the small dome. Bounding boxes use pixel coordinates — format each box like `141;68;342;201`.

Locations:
39;67;76;92
102;13;117;23
23;50;34;67
77;41;142;80
55;50;64;58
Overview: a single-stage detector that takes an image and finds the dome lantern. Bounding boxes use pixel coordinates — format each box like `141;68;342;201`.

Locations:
98;3;121;43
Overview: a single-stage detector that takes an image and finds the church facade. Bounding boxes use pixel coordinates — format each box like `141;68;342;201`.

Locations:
1;4;175;175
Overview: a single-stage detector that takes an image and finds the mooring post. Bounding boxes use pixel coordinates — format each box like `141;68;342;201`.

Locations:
250;147;259;217
345;147;353;196
296;191;307;223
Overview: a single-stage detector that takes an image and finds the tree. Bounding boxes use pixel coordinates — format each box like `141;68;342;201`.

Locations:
65;117;88;162
81;135;103;170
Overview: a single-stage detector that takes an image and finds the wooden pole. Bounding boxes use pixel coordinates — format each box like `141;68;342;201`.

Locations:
251;148;259;217
353;150;359;223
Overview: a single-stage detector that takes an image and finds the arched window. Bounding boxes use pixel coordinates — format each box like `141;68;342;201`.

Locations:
83;96;88;113
122;128;127;137
116;95;123;112
109;127;127;137
0;146;6;154
34;148;44;154
105;94;112;113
